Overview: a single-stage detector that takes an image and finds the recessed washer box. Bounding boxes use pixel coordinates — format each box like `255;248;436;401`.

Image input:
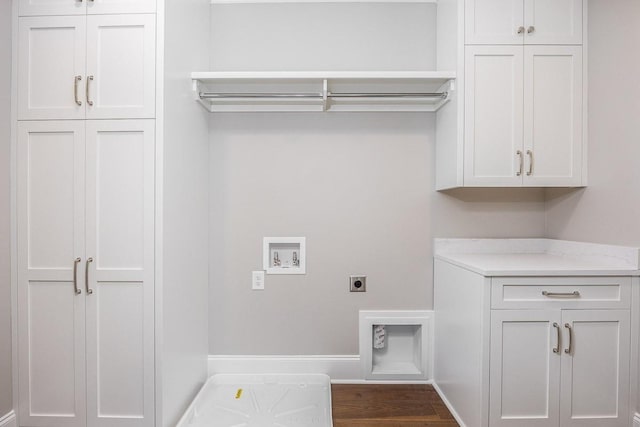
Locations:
263;237;306;275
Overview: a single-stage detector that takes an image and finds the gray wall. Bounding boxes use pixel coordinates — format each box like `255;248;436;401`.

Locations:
160;0;211;425
0;0;13;416
208;113;546;355
545;0;640;413
546;0;640;246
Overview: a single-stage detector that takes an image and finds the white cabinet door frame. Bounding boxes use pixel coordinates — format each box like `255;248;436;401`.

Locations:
17;121;87;427
85;14;156;119
465;0;524;45
19;0;86;17
490;310;561;427
523;46;582;187
18;16;87;120
524;0;583;45
84;120;155;427
464;45;524;186
560;310;630;427
19;0;156;16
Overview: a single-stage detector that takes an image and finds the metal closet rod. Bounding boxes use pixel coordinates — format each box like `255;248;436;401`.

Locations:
199;91;448;99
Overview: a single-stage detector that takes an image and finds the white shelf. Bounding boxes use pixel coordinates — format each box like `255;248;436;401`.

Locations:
191;71;456;113
211;0;436;4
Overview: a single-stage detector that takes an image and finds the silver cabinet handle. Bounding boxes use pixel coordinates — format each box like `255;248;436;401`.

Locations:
516;150;523;176
527;26;535;34
74;76;82;106
86;75;94;106
526;150;533;176
552;322;560;354
85;257;94;295
517;26;525;34
73;257;82;295
564;323;573;354
542;290;580;297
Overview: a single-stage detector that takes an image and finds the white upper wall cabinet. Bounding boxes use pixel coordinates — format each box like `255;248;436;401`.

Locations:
523;46;582;186
18;15;156;120
19;0;156;16
464;46;523;186
464;45;582;187
465;0;582;45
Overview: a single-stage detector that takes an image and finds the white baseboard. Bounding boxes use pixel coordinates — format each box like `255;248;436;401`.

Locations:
208;355;433;383
0;411;16;427
208;355;362;381
432;382;466;427
633;412;640;427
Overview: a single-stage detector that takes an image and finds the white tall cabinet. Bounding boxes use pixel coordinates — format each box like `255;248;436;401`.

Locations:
13;2;158;427
16;120;155;427
11;1;212;427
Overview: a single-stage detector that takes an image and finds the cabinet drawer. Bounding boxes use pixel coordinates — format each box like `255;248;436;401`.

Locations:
491;277;631;309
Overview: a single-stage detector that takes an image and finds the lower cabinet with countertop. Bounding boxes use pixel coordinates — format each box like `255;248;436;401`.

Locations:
433;239;640;427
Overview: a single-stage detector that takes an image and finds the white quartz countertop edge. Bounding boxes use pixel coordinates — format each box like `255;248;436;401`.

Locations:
434;254;640;277
433;239;640;277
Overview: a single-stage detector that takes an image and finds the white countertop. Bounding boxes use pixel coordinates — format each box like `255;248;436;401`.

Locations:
434;239;640;276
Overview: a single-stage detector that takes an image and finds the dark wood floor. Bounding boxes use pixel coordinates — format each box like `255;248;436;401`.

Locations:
331;384;459;427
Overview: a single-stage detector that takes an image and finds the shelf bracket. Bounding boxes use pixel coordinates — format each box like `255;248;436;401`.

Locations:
322;79;328;112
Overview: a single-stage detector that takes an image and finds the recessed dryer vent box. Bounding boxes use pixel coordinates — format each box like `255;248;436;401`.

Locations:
359;310;432;381
263;237;306;275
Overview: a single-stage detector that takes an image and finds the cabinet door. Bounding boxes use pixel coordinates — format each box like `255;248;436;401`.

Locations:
19;0;86;16
560;310;630;427
17;121;87;427
18;16;87;120
87;0;156;14
85;120;155;427
465;0;524;45
524;0;583;45
490;310;561;427
523;46;582;187
85;15;156;119
464;46;524;186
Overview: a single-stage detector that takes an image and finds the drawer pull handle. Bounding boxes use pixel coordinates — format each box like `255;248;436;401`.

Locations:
552;322;560;354
542;290;580;298
564;323;573;354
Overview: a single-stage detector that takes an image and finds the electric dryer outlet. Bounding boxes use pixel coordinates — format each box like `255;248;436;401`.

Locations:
350;276;366;292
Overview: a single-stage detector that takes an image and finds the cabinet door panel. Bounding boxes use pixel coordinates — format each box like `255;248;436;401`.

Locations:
465;0;524;45
19;0;86;16
560;310;630;427
464;46;524;186
18;16;86;120
490;310;560;427
85;120;155;427
523;46;582;186
17;121;87;427
86;15;156;119
87;0;156;14
524;0;582;45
